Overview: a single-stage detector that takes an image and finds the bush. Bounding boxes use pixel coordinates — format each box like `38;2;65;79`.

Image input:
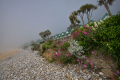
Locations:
71;26;95;55
41;44;46;54
32;44;40;51
53;51;78;64
50;42;57;49
68;39;85;60
92;12;120;69
45;40;53;45
59;41;70;50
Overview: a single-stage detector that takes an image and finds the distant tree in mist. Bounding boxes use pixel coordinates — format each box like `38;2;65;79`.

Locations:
22;42;29;49
30;40;35;45
39;30;51;40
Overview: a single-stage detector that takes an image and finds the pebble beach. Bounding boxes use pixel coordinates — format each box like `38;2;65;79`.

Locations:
0;47;112;80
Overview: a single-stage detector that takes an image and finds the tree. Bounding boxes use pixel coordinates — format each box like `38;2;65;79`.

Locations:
39;30;51;40
77;9;85;26
46;30;51;39
80;4;97;24
69;11;80;28
30;40;35;45
39;31;46;40
97;0;115;17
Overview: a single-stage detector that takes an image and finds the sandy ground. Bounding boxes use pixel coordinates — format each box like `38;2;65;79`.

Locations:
0;49;20;61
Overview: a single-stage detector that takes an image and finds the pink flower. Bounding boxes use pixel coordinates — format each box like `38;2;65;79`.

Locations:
81;61;83;65
86;57;87;59
57;48;59;51
84;25;87;28
116;71;120;74
114;73;117;76
84;65;87;68
90;63;93;65
91;65;93;68
89;60;92;63
89;26;92;29
92;51;94;54
90;34;92;36
65;54;69;57
97;65;100;69
77;59;80;62
84;29;86;31
87;60;89;63
49;54;52;57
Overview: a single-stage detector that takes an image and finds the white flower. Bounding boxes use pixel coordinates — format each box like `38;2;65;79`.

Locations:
93;28;96;31
100;20;103;23
98;22;101;25
86;24;89;28
94;22;98;28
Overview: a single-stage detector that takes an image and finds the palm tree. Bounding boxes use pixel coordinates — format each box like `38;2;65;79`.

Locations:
77;9;85;26
97;0;115;17
80;4;97;24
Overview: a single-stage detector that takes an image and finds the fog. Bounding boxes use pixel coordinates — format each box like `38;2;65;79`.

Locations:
0;0;120;53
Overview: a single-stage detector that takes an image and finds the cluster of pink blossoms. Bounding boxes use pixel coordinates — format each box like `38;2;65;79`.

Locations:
71;25;93;39
83;25;92;37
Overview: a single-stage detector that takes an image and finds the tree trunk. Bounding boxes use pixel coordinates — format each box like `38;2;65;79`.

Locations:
104;4;113;17
81;16;84;26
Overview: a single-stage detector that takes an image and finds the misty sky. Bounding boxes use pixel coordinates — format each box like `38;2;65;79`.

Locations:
0;0;120;52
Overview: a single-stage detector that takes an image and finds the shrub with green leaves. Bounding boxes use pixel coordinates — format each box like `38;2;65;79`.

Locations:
45;40;53;45
32;44;40;51
41;44;46;54
50;42;57;49
92;12;120;69
59;41;70;50
68;39;85;60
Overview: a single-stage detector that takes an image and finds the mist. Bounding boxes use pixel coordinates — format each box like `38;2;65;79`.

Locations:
0;0;120;53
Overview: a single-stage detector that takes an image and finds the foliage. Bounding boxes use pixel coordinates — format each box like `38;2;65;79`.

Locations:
50;42;56;49
102;11;120;27
68;39;85;60
41;44;46;54
80;4;97;23
45;40;53;45
92;13;120;69
32;44;40;51
59;41;70;50
71;26;95;55
58;52;78;64
39;29;51;40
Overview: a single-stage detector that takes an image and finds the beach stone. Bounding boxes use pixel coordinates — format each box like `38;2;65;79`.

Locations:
99;72;104;76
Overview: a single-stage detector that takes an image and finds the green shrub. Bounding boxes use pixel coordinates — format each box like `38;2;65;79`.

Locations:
92;12;120;69
32;44;40;51
46;40;53;45
59;54;78;64
60;41;70;50
102;11;120;27
71;26;95;55
51;42;56;49
41;44;46;54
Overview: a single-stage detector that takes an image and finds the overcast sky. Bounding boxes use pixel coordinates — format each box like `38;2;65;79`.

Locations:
0;0;120;52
